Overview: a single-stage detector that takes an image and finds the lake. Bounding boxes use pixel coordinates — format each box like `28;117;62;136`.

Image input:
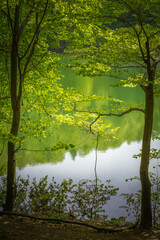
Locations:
1;64;160;221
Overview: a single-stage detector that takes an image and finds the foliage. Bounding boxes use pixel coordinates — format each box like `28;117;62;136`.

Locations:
71;179;118;220
120;165;160;225
150;169;160;225
107;216;126;226
120;188;141;222
28;176;53;212
0;174;29;211
0;0;160;229
50;178;74;213
1;171;160;224
14;176;30;212
0;175;118;221
0;175;6;209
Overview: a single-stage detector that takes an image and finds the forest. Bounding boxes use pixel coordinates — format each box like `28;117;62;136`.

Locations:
0;0;160;238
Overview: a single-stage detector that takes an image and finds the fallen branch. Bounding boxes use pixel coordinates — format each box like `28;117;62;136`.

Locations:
0;211;130;233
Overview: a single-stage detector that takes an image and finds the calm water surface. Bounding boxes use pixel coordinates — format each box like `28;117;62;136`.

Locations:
17;139;160;221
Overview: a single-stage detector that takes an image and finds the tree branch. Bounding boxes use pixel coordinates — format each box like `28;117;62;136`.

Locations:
19;6;36;39
25;52;47;74
0;8;8;17
19;0;48;61
74;106;145;116
0;141;5;156
6;0;13;32
0;96;10;101
0;211;126;233
18;0;48;100
74;105;144;135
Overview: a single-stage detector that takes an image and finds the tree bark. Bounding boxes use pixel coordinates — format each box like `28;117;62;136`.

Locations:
140;84;154;229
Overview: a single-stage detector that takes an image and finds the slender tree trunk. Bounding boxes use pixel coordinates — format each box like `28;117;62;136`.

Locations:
140;84;154;229
5;103;21;211
4;5;20;211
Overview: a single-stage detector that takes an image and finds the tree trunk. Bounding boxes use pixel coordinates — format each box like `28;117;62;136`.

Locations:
4;104;21;211
140;84;154;229
4;5;20;211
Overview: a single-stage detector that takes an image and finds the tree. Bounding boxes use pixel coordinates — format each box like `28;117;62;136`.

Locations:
0;0;79;211
0;0;107;212
66;0;160;229
0;0;50;211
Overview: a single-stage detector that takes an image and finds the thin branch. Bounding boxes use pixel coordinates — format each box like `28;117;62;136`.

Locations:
37;95;52;117
90;12;147;65
0;47;10;53
134;61;146;69
89;115;101;133
0;141;5;156
6;0;13;32
94;135;99;181
22;25;39;77
140;84;148;93
116;0;146;36
0;8;8;17
14;138;25;153
0;96;10;101
18;1;48;100
74;105;144;134
102;108;145;116
19;0;48;61
125;22;147;64
19;148;55;152
111;65;144;69
25;52;47;74
0;165;4;173
74;106;145;116
19;6;36;38
148;29;160;40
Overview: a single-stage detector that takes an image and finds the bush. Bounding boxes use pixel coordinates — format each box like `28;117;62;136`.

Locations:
71;179;119;220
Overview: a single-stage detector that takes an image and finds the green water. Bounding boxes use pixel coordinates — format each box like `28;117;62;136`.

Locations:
0;65;160;169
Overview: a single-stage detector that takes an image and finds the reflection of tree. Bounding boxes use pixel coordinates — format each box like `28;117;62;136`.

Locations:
69;149;76;160
94;135;99;182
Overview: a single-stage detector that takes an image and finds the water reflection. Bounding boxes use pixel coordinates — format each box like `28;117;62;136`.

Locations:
17;139;160;220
